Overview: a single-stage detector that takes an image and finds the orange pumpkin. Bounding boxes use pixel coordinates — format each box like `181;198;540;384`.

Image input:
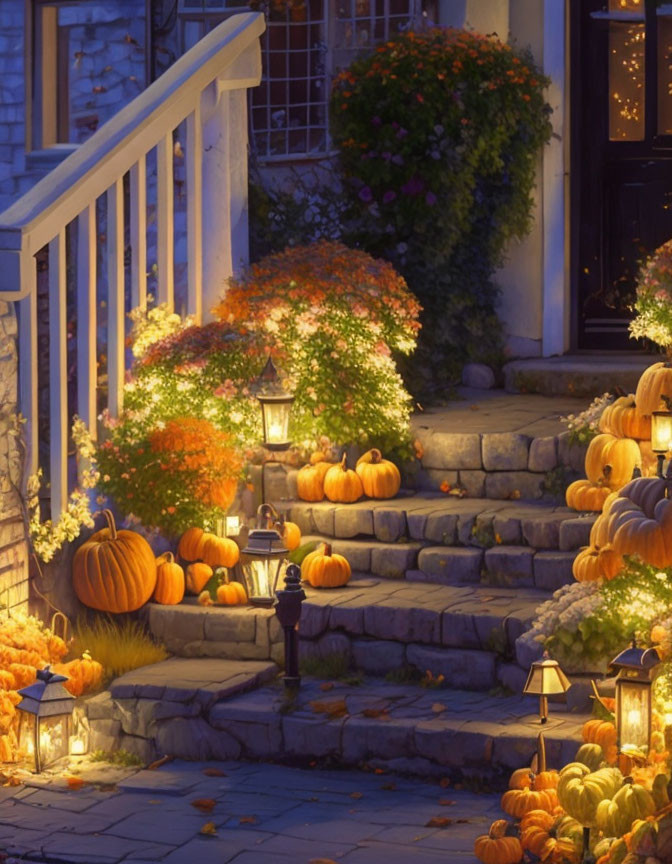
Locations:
153;552;185;605
572;544;623;583
355;449;401;499
282;520;302;551
302;543;352;588
216;572;247;605
599;395;651;440
635;361;672;415
509;767;534;790
474;833;523;864
185;562;213;595
296;461;331;502
323;455;363;503
584;434;641;491
54;651;103;697
566;479;612;512
73;510;157;613
501;787;558;818
178;526;206;561
201;533;240;569
582;719;617;764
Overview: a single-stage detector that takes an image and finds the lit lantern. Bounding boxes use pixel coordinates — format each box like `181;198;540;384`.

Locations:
257;356;294;452
651;411;672;477
215;515;241;538
609;639;661;756
236;504;288;607
17;667;75;773
523;653;571;724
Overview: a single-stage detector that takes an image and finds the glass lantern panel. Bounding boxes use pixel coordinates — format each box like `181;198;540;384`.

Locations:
652;413;672;452
262;401;291;447
239;557;284;603
19;712;37;772
20;713;70;772
619;682;650;753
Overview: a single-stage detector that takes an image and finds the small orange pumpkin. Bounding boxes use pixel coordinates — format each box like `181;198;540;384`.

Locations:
178;527;206;561
201;533;240;569
323;454;363;503
501;787;558;818
302;542;352;588
598;394;651;440
635;361;672;415
474;833;523;864
355;448;401;499
582;719;617;764
584;433;641;491
565;479;612;512
296;460;332;502
216;571;248;605
185;562;213;595
572;544;623;583
153;552;185;605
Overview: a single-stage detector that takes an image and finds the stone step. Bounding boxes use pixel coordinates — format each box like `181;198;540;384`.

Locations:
282;495;596;551
502;355;655;398
208;679;590;781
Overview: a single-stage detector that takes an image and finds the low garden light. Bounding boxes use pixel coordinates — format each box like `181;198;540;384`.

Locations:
651;410;672;477
257;356;294;452
523;653;571;724
17;667;75;773
609;638;661;756
275;563;306;689
236;503;289;607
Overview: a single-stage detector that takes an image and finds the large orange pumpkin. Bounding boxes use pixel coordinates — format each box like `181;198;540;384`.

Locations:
635;361;672;415
584;434;641;491
302;543;352;588
153;552;185;605
355;449;401;499
598;394;651;440
323;454;363;503
73;510;157;613
565;479;612;512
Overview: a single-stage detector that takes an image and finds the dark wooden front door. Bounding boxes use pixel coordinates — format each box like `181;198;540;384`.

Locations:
572;0;672;349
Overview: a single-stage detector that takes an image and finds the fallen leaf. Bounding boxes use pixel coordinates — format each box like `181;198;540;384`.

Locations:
199;821;217;836
374;768;386;775
309;699;348;718
239;815;257;824
440;778;450;788
66;776;84;790
190;798;216;813
350;791;363;799
319;682;334;692
362;708;388;719
202;768;226;777
147;755;174;771
425;817;453;828
439;798;455;806
148;799;162;805
456;818;470;824
381;782;397;791
431;703;446;714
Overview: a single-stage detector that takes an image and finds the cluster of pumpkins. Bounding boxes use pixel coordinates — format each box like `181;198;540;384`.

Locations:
297;448;401;503
474;719;671;864
565;362;672;584
0;615;102;763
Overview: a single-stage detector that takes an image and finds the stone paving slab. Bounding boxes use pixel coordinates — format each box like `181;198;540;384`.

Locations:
0;758;509;864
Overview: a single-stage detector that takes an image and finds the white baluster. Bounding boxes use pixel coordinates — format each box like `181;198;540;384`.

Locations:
228;88;250;277
130;156;147;311
77;205;97;439
48;232;68;521
18;254;38;479
157;131;174;311
186;102;203;324
107;179;125;418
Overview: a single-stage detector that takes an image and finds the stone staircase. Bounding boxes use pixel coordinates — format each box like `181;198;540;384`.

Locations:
85;392;599;780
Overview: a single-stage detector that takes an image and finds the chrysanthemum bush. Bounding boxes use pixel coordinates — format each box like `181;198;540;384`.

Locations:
330;28;552;389
630;238;672;349
96;242;419;534
215;241;421;456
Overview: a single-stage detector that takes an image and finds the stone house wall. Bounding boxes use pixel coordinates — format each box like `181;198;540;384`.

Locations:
0;301;28;615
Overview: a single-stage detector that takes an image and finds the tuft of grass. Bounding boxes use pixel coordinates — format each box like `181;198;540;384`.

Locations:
299;652;350;680
385;664;421;685
69;617;168;683
89;749;145;767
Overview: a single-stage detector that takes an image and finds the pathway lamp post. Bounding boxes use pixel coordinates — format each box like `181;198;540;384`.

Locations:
275;563;305;689
256;356;294;505
609;638;661;757
17;667;75;773
523;653;571;724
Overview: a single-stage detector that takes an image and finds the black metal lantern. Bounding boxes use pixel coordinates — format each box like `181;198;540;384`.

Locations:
609;638;661;756
236;504;289;607
257;356;294;452
17;667;75;773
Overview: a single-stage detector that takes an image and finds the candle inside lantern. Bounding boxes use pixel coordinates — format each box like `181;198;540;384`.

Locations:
69;735;86;756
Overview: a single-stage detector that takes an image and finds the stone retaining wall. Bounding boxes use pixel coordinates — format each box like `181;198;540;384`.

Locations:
0;300;28;613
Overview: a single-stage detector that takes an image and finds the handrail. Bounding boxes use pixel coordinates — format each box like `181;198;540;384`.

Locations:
0;11;264;291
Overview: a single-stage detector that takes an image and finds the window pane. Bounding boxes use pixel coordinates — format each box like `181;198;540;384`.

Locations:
659;15;672;132
609;20;645;140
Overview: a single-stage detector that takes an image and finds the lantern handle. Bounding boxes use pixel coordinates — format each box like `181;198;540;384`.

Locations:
50;611;70;643
257;502;280;528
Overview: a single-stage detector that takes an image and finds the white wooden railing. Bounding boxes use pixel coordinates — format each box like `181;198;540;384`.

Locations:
0;13;264;521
